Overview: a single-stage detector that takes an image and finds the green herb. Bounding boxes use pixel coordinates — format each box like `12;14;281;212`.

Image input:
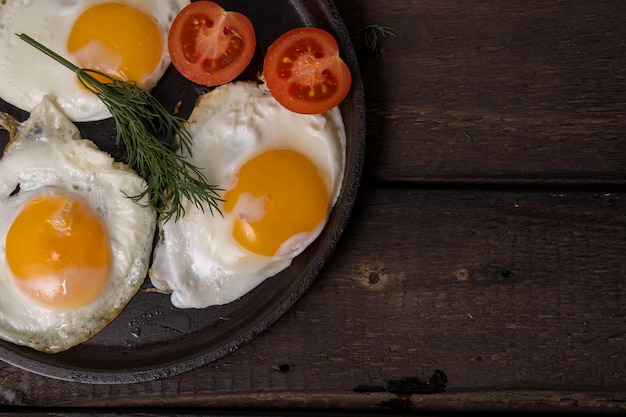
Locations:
462;130;474;143
17;33;222;222
359;24;397;57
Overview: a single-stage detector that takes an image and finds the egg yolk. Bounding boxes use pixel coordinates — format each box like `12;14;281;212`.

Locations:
67;2;163;86
5;194;111;309
223;149;330;257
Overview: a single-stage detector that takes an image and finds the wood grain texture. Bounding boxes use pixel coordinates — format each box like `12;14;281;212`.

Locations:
1;188;624;413
335;0;626;184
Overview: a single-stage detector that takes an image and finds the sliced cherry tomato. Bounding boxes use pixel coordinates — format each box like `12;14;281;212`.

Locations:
168;1;256;87
263;27;352;114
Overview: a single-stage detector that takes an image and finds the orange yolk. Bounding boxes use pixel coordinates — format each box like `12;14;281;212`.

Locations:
5;194;111;309
67;2;163;86
223;149;330;257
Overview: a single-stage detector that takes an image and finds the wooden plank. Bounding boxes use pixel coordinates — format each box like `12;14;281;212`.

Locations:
1;187;624;413
335;0;626;184
5;391;624;414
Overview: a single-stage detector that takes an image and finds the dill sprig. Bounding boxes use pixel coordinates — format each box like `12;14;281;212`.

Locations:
359;24;397;57
17;33;222;222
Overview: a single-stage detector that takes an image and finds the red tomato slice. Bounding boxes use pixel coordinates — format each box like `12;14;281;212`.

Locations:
263;27;352;114
168;1;256;87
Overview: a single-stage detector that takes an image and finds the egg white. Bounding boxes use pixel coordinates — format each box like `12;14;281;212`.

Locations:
0;0;189;122
0;96;155;353
149;81;346;309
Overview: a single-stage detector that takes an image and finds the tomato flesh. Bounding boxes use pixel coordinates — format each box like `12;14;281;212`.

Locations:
168;1;256;87
264;27;351;114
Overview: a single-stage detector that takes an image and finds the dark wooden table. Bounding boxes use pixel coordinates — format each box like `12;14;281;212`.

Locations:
2;1;626;415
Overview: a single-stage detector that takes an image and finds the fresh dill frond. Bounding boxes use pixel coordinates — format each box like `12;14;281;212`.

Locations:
359;24;397;57
17;33;222;222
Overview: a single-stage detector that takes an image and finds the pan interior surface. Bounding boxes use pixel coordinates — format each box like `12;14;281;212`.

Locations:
0;0;365;384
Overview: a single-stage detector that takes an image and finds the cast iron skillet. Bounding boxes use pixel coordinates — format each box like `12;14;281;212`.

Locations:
0;0;365;384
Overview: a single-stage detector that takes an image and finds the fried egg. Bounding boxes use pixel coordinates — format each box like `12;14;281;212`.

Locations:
0;0;189;122
149;81;346;309
0;96;156;353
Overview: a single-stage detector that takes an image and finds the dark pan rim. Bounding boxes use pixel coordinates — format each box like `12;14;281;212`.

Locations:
0;0;365;384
